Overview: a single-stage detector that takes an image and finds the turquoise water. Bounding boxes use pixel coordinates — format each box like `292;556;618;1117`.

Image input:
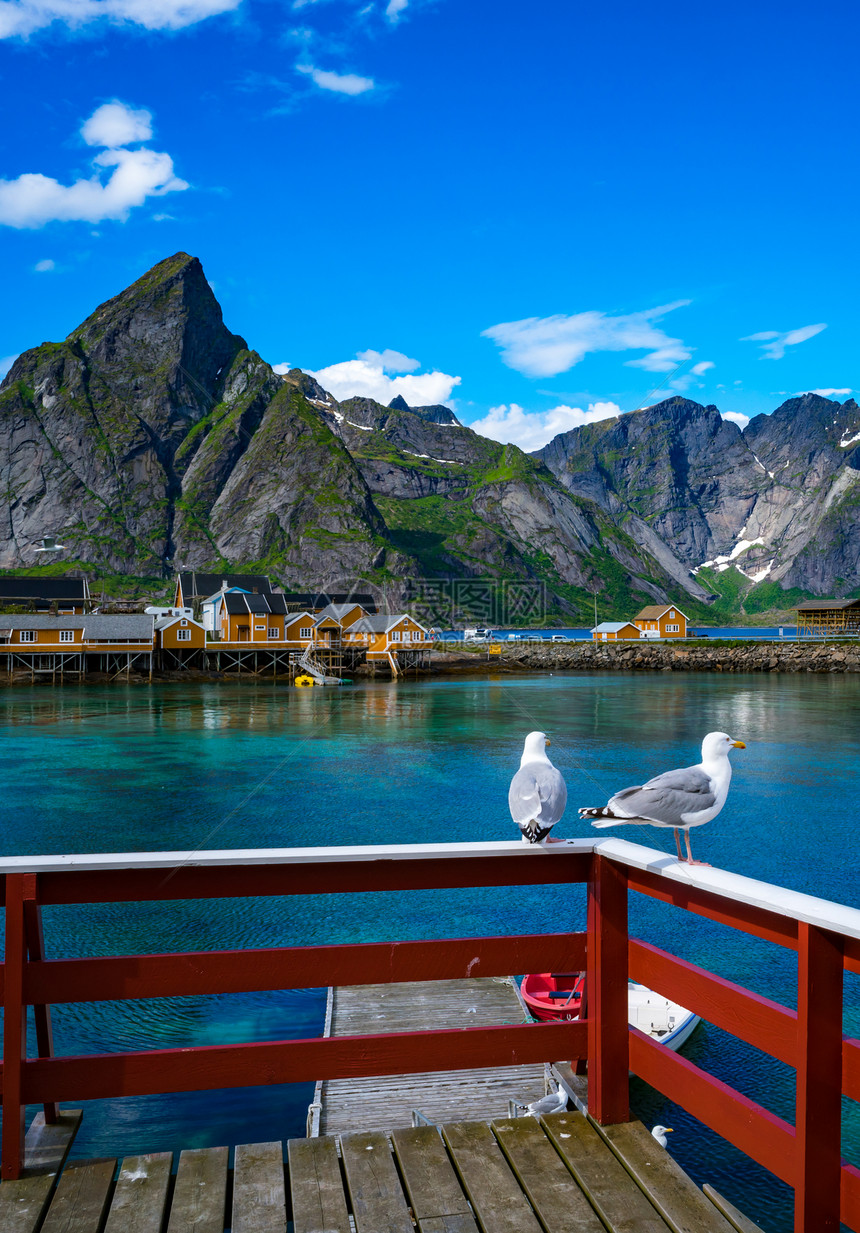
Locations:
2;673;859;1230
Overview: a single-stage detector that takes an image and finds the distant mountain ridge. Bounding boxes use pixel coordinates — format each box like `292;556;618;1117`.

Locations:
535;393;860;597
1;252;856;620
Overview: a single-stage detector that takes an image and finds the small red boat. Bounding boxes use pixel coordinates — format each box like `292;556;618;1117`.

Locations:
520;971;585;1021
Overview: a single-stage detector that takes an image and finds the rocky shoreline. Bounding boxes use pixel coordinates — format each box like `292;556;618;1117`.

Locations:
433;640;860;674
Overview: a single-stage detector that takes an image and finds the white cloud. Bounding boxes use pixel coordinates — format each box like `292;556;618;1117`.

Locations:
308;355;460;405
722;411;750;430
34;258;55;271
385;0;408;19
796;387;852;398
691;360;715;376
82;101;152;147
297;63;374;94
273;362;293;375
0;102;187;229
741;323;827;360
468;401;622;452
0;0;241;38
356;348;419;373
0;353;19;379
482;301;692;378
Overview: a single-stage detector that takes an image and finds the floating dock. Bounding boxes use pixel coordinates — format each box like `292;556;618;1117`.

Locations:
313;976;549;1136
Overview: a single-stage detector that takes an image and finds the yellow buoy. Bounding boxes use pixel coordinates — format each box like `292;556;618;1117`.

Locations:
294;674;316;688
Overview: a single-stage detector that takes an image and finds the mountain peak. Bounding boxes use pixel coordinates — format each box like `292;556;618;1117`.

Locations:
388;394;410;411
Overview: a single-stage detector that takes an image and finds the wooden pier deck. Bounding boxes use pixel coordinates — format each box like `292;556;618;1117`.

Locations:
0;1103;759;1233
315;976;550;1136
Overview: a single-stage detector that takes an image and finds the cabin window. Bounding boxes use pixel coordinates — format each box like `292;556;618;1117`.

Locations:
670;609;676;618
300;627;312;638
20;630;36;643
181;619;188;626
177;630;192;642
59;630;74;643
665;623;679;633
390;630;401;641
267;627;278;639
255;624;266;631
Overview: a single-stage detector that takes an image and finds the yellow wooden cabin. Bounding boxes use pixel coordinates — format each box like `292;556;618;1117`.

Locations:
346;614;428;661
154;614;206;651
633;605;690;638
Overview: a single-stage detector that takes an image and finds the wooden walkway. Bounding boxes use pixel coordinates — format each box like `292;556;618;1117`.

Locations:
315;976;549;1136
0;1103;763;1233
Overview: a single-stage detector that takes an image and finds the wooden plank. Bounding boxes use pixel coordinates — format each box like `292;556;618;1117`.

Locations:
599;1121;735;1233
390;1125;475;1227
232;1142;286;1233
339;1131;413;1233
23;1108;83;1175
420;1218;481;1233
542;1112;669;1233
491;1117;605;1233
0;1174;56;1233
442;1120;542;1233
702;1186;766;1233
287;1137;351;1233
166;1146;228;1233
40;1159;116;1233
103;1152;172;1233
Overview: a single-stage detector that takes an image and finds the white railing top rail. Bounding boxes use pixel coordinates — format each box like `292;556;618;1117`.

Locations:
1;836;859;942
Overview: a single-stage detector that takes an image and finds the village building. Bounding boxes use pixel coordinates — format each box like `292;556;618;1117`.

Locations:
174;572;273;612
154;614;207;669
795;598;860;636
592;621;641;642
633;604;690;638
209;591;292;644
348;613;429;672
282;592;378;614
0;575;91;614
0;613;154;679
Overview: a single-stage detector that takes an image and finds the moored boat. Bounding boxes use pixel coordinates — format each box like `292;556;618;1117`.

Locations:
521;972;700;1050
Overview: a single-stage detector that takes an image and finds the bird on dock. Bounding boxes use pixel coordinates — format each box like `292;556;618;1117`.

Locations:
509;731;567;843
651;1124;673;1148
578;732;745;865
516;1084;569;1117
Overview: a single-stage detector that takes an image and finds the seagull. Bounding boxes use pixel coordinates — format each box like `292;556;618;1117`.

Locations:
515;1084;569;1118
578;732;745;865
652;1124;673;1148
34;535;66;553
509;731;567;843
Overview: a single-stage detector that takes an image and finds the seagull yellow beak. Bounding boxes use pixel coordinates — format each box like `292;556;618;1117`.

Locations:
545;738;551;746
665;1127;674;1133
732;740;746;749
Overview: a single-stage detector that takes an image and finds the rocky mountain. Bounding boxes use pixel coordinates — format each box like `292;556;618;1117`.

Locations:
0;253;694;622
536;394;860;598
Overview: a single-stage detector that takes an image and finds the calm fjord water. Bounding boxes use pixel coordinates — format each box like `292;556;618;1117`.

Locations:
2;672;859;1230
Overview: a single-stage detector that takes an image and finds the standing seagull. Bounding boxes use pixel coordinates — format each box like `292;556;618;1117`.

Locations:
509;731;567;843
578;732;745;864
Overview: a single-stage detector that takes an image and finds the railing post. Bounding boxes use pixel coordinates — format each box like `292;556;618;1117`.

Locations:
22;873;59;1124
587;854;629;1124
2;874;28;1180
795;921;842;1232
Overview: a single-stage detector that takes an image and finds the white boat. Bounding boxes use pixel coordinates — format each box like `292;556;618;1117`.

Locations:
627;981;700;1050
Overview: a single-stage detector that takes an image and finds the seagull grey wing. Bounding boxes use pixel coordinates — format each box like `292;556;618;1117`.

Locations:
609;766;716;825
509;763;567;826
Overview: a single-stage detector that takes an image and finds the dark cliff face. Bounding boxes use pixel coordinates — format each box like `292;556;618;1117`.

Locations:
537;393;860;595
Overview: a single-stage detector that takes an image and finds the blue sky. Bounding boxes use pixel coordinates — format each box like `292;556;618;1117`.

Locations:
0;0;856;449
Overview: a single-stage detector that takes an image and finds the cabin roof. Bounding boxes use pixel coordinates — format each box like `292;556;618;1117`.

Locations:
795;599;860;611
316;602;364;621
201;587;250;604
0;614;153;637
634;605;688;620
177;572;272;599
351;613;426;634
282;592;378;613
0;576;89;602
153;615;203;631
593;621;638;633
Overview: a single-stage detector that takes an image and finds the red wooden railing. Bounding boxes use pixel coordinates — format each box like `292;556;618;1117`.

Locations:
1;839;858;1233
